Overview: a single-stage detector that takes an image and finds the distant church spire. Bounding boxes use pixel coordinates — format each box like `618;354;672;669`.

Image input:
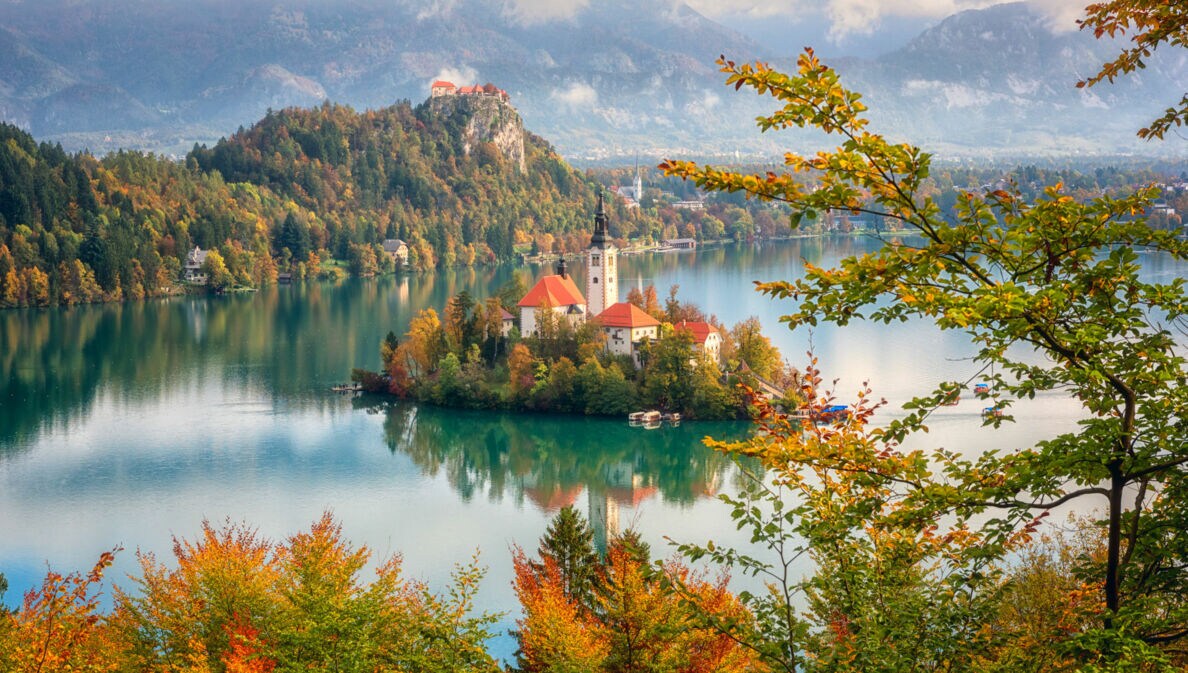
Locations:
591;189;610;249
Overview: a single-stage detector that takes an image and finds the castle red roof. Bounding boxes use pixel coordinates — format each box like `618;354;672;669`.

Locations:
675;320;717;344
518;274;586;308
596;302;661;329
432;80;455;88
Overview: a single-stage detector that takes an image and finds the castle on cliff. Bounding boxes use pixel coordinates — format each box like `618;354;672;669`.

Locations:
430;80;510;103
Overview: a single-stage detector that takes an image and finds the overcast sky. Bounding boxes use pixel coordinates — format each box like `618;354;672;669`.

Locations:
683;0;1087;39
495;0;1092;56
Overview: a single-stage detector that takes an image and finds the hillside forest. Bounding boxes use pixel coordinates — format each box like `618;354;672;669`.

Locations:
3;94;1186;309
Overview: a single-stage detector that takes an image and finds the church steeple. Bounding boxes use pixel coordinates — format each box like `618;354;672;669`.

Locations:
591;189;610;249
585;187;617;318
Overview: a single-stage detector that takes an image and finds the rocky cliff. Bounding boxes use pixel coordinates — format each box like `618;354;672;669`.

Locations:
426;94;525;172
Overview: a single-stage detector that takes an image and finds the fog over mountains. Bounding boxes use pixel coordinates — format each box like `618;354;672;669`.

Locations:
0;0;1182;160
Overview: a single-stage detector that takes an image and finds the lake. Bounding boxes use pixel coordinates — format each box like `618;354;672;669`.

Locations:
0;235;1155;658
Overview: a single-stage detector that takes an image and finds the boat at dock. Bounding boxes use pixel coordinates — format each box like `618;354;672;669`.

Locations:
813;404;851;424
628;410;678;428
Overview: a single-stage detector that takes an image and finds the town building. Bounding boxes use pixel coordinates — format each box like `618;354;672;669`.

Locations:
382;239;409;265
675;320;721;364
663;238;697;250
517;258;586;336
184;246;209;284
595;302;660;361
499;308;517;338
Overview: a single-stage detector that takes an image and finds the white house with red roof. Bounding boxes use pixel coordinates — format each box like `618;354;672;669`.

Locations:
517;258;586;336
674;320;722;364
595;302;660;361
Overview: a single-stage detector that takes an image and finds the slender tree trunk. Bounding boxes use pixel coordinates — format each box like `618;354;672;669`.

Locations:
1105;460;1125;628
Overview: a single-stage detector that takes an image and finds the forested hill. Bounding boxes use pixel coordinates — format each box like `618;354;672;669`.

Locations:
188;98;649;266
0;98;651;308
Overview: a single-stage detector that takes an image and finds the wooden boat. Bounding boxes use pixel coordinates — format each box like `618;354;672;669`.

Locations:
982;405;1004;418
813;404;851;424
973;383;991;395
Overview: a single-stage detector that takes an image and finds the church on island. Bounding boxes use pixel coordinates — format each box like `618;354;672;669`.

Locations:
517;190;716;365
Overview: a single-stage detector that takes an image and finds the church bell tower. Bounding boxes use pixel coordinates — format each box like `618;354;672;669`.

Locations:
586;189;618;318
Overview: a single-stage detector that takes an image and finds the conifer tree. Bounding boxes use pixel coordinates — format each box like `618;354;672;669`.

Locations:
536;505;600;608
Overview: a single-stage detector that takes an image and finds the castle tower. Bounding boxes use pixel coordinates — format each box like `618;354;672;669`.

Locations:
586;189;618;318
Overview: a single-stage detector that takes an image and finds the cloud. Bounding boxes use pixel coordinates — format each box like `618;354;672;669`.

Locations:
683;0;800;18
430;65;479;87
501;0;589;25
550;81;598;109
1026;0;1087;33
409;0;459;21
684;0;1086;40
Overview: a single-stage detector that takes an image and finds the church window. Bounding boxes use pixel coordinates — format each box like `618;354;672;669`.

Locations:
592;255;600;266
593;277;598;283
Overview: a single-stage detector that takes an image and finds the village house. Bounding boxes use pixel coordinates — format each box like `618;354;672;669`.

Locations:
500;308;517;338
595;302;660;363
382;239;409;266
674;320;721;364
184;246;209;284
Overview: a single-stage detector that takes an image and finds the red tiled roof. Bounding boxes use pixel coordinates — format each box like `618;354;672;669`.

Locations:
675;320;717;344
596;302;661;329
524;485;582;512
517;274;586;308
432;80;455;88
500;308;515;320
607;485;658;508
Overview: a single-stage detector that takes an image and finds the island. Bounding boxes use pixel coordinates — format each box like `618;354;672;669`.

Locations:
352;191;802;420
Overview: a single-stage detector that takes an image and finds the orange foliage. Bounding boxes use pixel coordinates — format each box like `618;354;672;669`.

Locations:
513;540;766;673
222;616;275;673
5;548;122;673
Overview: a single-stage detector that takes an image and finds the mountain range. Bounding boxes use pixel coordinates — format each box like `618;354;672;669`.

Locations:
0;0;1182;160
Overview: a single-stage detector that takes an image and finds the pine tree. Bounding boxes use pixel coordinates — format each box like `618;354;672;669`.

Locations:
536;505;599;608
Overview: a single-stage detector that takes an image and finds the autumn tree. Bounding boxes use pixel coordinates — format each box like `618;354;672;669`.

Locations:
202;248;235;292
3;549;122;673
661;51;1188;665
513;531;763;673
729;317;782;382
400;308;446;379
110;515;501;673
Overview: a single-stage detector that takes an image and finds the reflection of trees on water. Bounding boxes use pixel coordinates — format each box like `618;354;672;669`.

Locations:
0;268;516;452
377;400;749;525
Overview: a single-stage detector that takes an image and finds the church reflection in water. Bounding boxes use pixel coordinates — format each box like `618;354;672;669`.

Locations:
374;399;748;550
